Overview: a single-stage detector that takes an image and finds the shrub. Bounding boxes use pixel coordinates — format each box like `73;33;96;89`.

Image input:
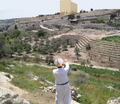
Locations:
34;37;39;43
71;67;77;71
86;43;91;50
32;44;38;51
69;41;75;48
110;13;117;19
12;78;21;85
62;44;68;51
25;48;31;53
73;71;89;86
65;38;70;45
54;24;61;30
38;76;45;82
96;19;105;23
6;49;14;57
48;48;54;55
25;72;33;79
0;59;9;66
46;55;54;65
74;46;80;55
76;71;89;80
73;78;86;86
36;29;45;37
68;14;75;20
22;54;29;61
17;49;23;55
76;15;80;19
14;56;21;61
34;55;41;63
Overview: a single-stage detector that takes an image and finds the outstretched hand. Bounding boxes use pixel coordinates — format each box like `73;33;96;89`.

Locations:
64;59;68;63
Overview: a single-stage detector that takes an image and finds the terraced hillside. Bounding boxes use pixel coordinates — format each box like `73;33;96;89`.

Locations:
87;40;120;68
80;9;120;18
75;35;91;49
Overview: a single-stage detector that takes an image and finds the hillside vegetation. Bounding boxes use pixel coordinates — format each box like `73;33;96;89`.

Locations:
0;59;120;104
102;35;120;43
0;27;120;104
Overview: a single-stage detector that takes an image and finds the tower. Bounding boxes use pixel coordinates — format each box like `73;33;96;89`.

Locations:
60;0;77;15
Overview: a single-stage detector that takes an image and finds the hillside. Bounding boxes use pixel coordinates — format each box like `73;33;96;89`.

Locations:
0;58;120;104
0;9;120;104
80;9;120;18
0;19;15;27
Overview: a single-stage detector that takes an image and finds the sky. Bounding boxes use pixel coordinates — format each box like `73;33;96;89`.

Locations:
0;0;120;20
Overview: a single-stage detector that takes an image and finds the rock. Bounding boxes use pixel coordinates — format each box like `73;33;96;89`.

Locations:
39;86;44;90
72;95;76;100
0;93;30;104
51;87;56;93
107;97;120;104
47;86;53;90
33;76;38;81
8;65;15;69
23;99;30;104
71;89;77;96
42;86;82;103
107;86;114;90
45;80;54;85
0;72;14;81
76;94;82;100
71;100;79;104
0;87;29;104
39;81;47;85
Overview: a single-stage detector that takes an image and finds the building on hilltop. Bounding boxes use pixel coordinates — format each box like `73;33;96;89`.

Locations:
60;0;77;15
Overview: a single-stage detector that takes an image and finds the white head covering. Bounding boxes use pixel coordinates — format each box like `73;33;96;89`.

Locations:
54;58;64;66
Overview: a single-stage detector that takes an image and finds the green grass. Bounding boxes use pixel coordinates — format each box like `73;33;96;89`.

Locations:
31;54;37;56
70;64;120;79
0;60;120;104
30;101;38;104
107;22;120;27
102;35;120;43
0;60;55;93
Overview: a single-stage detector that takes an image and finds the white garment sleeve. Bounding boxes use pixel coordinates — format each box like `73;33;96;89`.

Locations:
64;62;69;72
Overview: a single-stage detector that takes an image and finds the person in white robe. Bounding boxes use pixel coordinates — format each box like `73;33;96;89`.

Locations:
53;58;71;104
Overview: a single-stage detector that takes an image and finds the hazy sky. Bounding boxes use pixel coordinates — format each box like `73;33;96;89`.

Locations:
0;0;120;20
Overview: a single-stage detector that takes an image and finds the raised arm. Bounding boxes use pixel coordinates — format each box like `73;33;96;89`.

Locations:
64;59;69;72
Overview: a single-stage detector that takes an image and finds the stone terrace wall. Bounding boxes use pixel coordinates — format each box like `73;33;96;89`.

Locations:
88;40;120;68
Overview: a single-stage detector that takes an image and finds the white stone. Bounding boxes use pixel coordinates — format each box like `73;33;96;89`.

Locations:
71;100;80;104
47;86;53;90
39;86;44;90
107;86;114;90
9;65;14;68
77;94;82;99
107;97;120;104
33;76;38;81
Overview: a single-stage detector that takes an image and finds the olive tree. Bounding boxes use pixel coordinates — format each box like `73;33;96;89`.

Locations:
6;49;14;58
23;54;29;61
74;46;80;55
34;55;41;63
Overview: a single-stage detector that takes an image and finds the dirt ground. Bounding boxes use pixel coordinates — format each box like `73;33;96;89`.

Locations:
23;92;55;104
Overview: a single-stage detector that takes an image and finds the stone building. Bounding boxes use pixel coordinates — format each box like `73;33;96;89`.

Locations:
60;0;77;15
